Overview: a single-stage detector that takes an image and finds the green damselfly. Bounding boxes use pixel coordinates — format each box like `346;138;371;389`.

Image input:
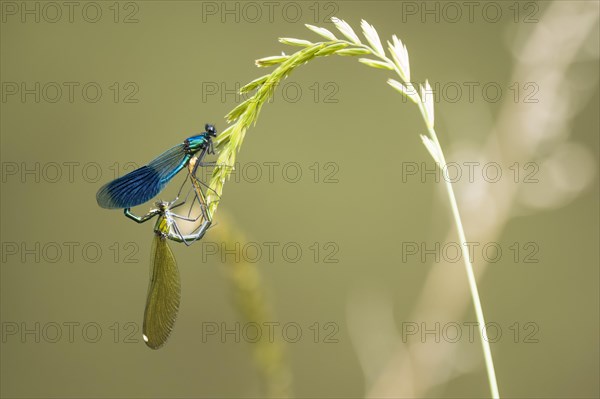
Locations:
124;160;213;349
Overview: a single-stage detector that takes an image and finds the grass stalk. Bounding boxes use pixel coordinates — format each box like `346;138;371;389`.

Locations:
428;126;500;399
206;17;500;398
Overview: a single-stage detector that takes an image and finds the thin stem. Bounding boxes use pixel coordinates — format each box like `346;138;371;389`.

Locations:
357;35;500;398
429;126;500;399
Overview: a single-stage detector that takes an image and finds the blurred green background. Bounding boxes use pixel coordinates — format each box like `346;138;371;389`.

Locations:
1;1;598;398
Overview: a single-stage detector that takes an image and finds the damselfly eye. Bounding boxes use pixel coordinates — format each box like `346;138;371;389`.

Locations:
205;124;217;136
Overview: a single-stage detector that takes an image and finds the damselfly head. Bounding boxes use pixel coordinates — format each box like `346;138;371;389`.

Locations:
155;200;169;210
205;124;217;138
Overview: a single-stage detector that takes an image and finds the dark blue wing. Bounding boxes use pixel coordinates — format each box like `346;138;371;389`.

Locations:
96;144;188;209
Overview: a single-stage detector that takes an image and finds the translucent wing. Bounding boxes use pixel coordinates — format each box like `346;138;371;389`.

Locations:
142;234;181;349
96;144;187;209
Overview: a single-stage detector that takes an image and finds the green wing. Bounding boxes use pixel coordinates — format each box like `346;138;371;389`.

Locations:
142;235;181;349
